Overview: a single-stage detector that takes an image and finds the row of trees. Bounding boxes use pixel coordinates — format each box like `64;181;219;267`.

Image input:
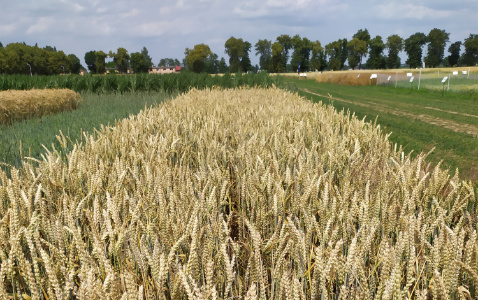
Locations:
184;29;478;73
0;42;82;75
84;47;153;74
1;28;477;75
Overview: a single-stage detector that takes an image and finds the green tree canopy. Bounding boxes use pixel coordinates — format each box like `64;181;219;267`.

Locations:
84;51;97;73
405;32;427;68
347;38;367;70
68;54;82;74
255;39;272;72
225;37;245;73
141;47;153;69
218;57;229;73
204;53;219;74
271;42;284;73
43;45;57;52
95;50;108;74
241;41;253;73
386;34;403;69
109;47;130;73
158;58;180;67
130;52;149;73
310;40;324;72
447;41;462;67
366;35;386;69
352;28;370;68
276;34;292;71
0;43;70;75
184;44;212;73
325;39;346;71
290;35;312;72
424;28;449;68
462;34;478;66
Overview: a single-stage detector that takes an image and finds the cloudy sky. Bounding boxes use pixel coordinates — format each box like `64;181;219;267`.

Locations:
1;0;477;67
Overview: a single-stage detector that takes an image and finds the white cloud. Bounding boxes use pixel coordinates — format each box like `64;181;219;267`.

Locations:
159;6;174;15
26;17;55;35
133;19;197;37
376;2;452;20
1;0;477;68
0;24;17;35
59;0;85;12
265;0;312;9
121;8;139;18
72;3;86;12
96;6;108;13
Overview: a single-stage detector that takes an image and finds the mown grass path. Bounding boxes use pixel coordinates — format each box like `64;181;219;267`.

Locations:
302;88;478;137
286;78;478;182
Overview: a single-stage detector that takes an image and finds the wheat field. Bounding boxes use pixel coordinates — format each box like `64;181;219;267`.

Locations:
0;87;477;299
0;89;82;125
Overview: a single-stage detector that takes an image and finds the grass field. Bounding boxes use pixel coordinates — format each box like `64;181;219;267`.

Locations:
284;77;478;182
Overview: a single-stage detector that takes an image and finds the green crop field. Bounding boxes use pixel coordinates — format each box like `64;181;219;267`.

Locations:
284;77;478;182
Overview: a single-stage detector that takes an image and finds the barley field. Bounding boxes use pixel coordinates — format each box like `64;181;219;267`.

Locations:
0;87;477;299
0;89;82;125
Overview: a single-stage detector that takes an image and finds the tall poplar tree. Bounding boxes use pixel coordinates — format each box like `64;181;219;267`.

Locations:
424;28;449;68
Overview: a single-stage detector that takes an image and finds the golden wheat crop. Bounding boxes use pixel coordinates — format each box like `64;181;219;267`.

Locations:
0;89;82;125
0;87;477;299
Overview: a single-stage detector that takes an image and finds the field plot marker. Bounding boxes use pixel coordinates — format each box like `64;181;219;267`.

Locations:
370;73;378;86
448;73;451;91
441;76;448;95
418;68;422;90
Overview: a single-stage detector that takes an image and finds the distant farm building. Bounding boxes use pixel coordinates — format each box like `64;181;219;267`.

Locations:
149;66;182;74
105;68;134;74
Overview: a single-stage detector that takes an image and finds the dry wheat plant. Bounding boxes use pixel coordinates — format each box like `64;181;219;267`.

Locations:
0;89;82;125
0;87;477;299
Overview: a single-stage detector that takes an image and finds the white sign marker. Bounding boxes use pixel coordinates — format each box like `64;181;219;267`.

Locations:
370;74;378;79
387;76;392;81
357;74;360;78
462;71;468;75
441;77;448;83
407;73;413;77
453;71;458;75
409;77;414;83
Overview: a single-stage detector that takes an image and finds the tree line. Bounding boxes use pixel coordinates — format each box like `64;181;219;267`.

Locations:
0;42;82;75
185;29;478;73
1;28;477;75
